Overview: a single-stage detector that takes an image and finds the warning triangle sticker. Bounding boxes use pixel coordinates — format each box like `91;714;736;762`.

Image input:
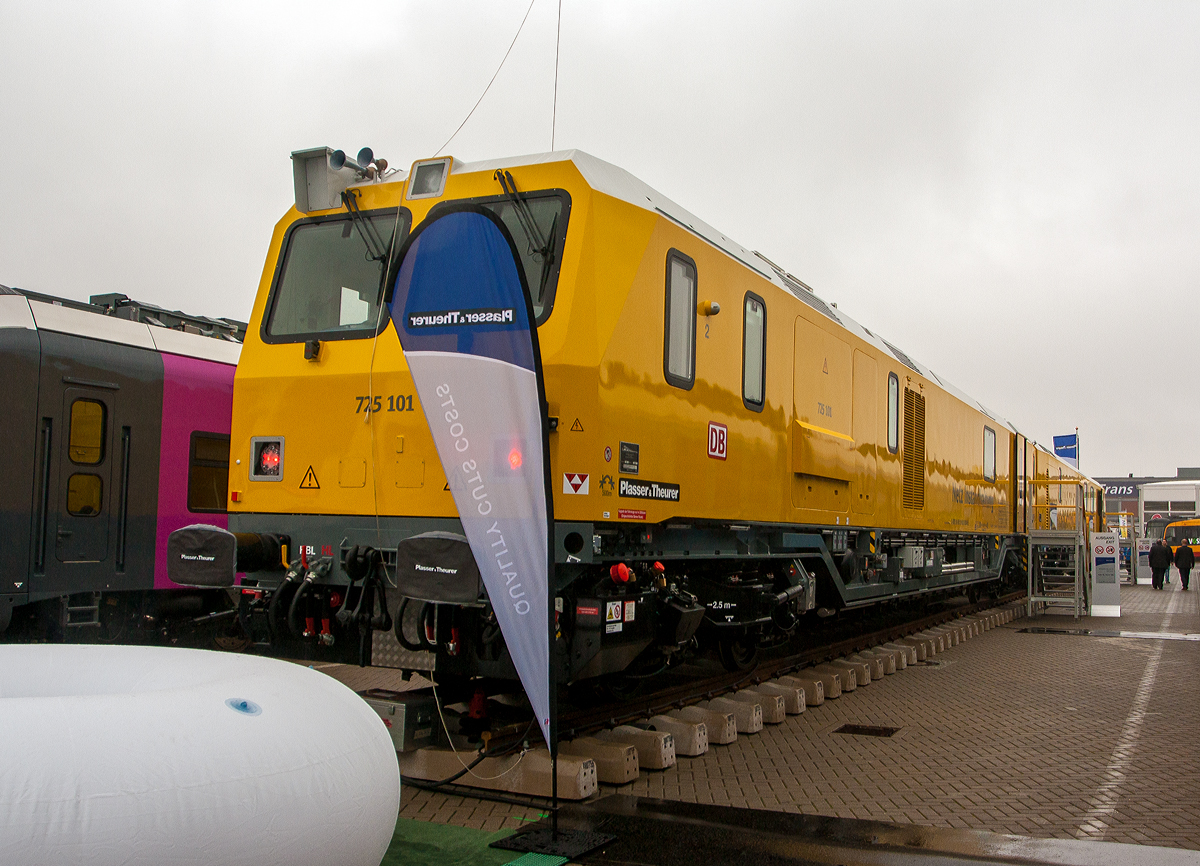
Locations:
299;466;320;489
822;358;829;374
570;418;584;432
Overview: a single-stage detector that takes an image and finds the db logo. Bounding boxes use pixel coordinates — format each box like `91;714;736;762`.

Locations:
707;422;727;460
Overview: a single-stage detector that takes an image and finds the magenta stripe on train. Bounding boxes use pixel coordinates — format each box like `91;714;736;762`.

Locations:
154;351;235;589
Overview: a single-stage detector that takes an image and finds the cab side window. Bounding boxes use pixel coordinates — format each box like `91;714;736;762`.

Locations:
742;292;765;410
663;250;697;390
887;373;899;454
984;426;996;482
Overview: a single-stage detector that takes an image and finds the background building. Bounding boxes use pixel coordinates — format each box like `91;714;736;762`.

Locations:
1094;468;1200;537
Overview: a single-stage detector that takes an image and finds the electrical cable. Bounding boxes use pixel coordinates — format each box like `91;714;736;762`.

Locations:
430;679;531;782
434;0;539;156
552;0;561;150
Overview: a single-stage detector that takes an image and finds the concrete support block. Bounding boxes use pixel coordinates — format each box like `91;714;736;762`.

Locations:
397;746;597;799
732;689;786;723
850;652;889;678
748;682;805;714
671;706;737;745
912;631;944;653
858;648;899;673
929;626;959;646
810;664;853;692
902;637;933;658
777;674;827;705
647;714;708;757
594;726;676;770
559;736;639;785
700;697;763;734
829;657;872;685
881;642;919;665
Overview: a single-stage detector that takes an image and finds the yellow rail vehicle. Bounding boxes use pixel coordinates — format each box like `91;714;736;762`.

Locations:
212;148;1101;678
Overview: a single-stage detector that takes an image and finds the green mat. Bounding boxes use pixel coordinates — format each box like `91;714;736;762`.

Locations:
382;816;552;866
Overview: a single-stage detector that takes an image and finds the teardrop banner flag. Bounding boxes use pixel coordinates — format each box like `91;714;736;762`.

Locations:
388;206;554;747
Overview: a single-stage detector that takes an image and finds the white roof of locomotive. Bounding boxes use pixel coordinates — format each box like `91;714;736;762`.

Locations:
459;150;1020;436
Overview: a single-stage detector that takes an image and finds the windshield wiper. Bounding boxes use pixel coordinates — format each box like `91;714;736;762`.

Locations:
494;170;557;299
341;189;389;263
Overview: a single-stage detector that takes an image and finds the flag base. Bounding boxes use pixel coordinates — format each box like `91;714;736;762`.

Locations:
491;827;616;859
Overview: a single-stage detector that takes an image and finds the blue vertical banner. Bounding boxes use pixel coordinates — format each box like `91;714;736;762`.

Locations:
1053;433;1078;468
388;207;555;747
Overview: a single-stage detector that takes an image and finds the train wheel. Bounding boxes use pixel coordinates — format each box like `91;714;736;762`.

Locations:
212;622;252;653
596;673;643;703
717;637;759;672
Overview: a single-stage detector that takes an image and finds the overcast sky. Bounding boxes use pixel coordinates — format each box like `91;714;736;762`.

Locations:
2;1;1197;477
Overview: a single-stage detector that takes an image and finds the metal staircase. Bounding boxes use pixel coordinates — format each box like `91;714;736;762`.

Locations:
1027;487;1088;619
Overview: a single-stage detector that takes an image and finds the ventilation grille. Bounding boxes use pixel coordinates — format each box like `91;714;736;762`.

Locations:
903;388;926;510
883;339;922;375
771;269;841;324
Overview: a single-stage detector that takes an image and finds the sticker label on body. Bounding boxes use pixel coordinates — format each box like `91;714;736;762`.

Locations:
563;473;590;494
707;422;728;460
624;601;636;622
606;601;623;622
618;478;680;501
617;508;646;520
619;442;639;475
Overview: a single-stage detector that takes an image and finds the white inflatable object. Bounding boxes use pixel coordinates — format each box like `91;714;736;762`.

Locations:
0;645;400;866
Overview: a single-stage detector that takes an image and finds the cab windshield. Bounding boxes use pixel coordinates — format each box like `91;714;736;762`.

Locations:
265;211;410;341
1165;524;1200;546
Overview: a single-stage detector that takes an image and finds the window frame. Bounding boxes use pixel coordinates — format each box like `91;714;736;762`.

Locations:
260;207;413;345
984;426;997;483
663;249;698;391
741;291;766;412
422;189;573;326
187;431;231;513
886;373;899;454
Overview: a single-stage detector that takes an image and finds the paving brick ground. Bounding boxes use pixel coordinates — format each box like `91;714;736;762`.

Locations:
361;583;1200;849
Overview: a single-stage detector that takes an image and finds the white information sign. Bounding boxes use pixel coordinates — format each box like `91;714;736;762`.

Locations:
1089;531;1121;617
1136;539;1152;585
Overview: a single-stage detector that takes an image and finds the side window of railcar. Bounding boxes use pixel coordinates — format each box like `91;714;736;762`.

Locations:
66;474;103;516
664;250;697;390
742;293;766;410
983;426;996;482
69;399;105;464
264;211;412;343
886;373;899;454
188;432;231;513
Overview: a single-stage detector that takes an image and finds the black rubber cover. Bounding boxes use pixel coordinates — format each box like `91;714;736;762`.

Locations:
167;524;237;587
394;531;483;604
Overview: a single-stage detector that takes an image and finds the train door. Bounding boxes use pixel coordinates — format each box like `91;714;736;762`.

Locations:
53;387;116;564
31;330;164;598
1013;434;1026;534
851;350;876;515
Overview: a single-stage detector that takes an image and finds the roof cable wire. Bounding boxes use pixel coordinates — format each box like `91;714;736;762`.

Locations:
434;0;538;156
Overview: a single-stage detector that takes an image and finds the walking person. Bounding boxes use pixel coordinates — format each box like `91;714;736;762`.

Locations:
1149;538;1173;590
1174;541;1194;591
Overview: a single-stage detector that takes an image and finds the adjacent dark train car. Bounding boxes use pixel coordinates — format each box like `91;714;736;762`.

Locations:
0;286;245;644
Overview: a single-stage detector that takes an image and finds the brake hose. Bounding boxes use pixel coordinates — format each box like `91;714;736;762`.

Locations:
266;561;307;643
287;558;331;638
